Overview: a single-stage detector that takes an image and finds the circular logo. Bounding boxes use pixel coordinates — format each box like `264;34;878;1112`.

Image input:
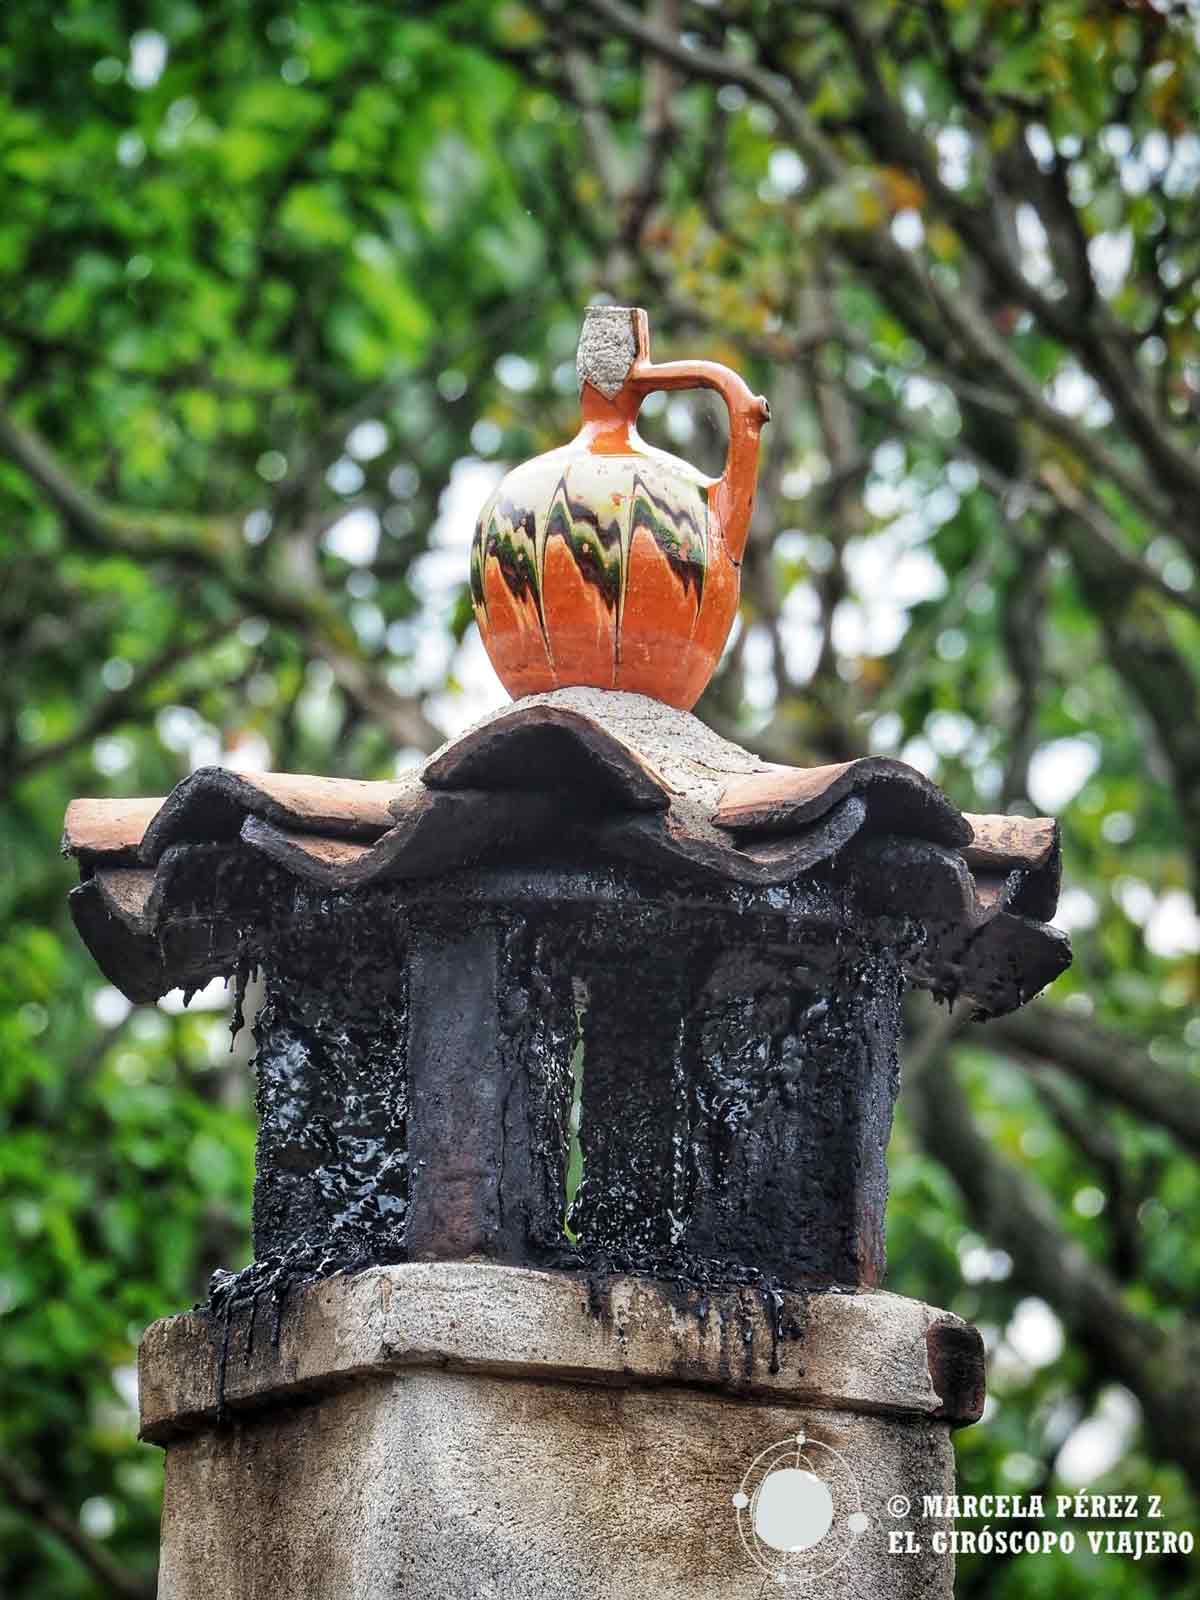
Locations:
731;1430;871;1587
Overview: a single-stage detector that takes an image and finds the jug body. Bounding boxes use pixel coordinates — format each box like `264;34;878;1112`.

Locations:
470;307;768;710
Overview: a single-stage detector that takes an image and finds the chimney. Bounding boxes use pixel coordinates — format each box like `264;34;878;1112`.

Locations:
64;314;1069;1598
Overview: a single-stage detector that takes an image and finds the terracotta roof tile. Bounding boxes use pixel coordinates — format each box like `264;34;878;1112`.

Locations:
422;703;673;809
137;768;409;861
715;758;973;846
239;789;563;888
960;814;1057;873
62;797;164;861
63;688;1069;1017
63;769;411;865
94;867;158;934
960;814;1061;923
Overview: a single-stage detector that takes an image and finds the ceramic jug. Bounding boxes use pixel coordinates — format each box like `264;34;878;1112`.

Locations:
470;305;770;710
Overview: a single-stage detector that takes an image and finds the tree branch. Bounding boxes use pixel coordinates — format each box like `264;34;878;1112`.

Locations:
621;0;681;254
988;1005;1200;1159
545;0;841;183
843;376;1199;617
0;1458;155;1600
998;534;1048;808
0;402;441;759
1029;1071;1143;1281
7;618;236;790
1067;524;1200;885
577;0;1191;549
904;1022;1200;1495
0;403;226;557
833;2;1200;517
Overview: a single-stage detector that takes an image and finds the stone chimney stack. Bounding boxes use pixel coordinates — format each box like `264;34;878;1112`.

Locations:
64;687;1068;1598
63;291;1068;1600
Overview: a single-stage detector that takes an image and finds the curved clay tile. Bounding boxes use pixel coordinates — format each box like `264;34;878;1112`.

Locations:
62;770;413;866
62;797;164;862
581;794;869;887
240;792;869;892
62;687;1068;1016
961;814;1057;872
137;768;411;861
94;867;159;934
421;703;673;810
240;789;565;889
70;874;166;1002
422;686;774;816
715;757;973;846
962;814;1061;923
840;834;1070;1014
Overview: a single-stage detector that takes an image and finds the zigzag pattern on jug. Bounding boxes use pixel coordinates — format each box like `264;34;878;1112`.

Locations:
472;463;709;649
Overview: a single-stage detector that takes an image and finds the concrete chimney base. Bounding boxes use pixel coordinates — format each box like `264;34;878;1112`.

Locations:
139;1264;982;1599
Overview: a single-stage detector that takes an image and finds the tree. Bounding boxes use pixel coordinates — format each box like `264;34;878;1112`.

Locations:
3;2;1199;1595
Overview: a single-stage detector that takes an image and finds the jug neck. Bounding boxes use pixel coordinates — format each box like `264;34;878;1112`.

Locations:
577;381;643;454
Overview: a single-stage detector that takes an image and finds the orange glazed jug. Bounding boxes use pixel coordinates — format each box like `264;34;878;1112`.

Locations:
470;306;770;710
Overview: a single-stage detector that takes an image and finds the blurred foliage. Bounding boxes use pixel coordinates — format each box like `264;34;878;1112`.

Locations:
3;1;1200;1595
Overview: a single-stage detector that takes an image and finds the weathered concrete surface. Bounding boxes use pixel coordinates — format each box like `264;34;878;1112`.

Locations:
157;1379;954;1600
139;1263;983;1440
144;1266;973;1599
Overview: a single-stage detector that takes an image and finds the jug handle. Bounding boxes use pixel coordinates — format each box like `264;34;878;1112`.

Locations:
629;354;770;564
